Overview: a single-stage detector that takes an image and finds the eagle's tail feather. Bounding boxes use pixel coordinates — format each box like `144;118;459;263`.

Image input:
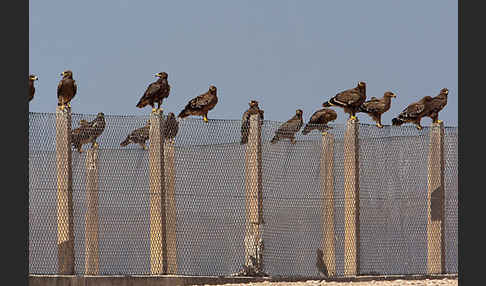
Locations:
120;137;131;147
392;118;404;126
178;109;190;118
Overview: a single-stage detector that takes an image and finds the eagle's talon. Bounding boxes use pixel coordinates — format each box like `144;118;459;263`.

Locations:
203;116;209;123
377;123;384;128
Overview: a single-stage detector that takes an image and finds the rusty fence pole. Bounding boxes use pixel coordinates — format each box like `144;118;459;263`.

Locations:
148;110;167;275
164;138;178;274
84;147;100;275
343;119;360;276
320;132;336;277
55;106;75;274
244;114;264;271
427;121;446;274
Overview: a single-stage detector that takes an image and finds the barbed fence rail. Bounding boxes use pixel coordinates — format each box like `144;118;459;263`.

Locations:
29;108;458;277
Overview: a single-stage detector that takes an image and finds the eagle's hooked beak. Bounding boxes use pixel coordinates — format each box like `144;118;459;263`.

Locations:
61;72;65;76
154;73;161;77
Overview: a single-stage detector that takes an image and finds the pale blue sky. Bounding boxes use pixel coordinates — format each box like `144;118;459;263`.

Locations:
29;0;457;126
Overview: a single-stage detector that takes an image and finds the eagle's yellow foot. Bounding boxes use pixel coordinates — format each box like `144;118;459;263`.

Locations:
203;116;209;123
152;107;157;112
416;125;423;130
436;120;443;124
67;103;71;108
93;142;99;149
376;123;384;128
321;131;328;136
350;115;357;121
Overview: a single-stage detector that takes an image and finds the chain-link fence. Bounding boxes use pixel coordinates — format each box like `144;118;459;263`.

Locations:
28;111;458;277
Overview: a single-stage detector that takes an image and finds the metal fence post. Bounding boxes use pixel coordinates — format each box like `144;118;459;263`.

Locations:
343;119;360;276
427;121;446;274
85;147;100;275
55;106;75;274
244;113;264;271
320;132;336;277
148;110;167;275
164;139;178;274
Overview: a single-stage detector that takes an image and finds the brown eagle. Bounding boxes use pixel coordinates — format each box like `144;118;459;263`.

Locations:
136;72;171;112
240;100;264;145
392;96;434;130
271;109;303;144
29;74;38;102
71;112;106;153
358;91;397;128
120;121;150;150
425;88;448;124
57;70;77;110
178;85;218;122
322;81;367;121
302;108;337;135
164;112;179;143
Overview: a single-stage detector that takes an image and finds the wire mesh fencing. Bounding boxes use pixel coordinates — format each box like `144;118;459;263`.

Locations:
29;111;458;277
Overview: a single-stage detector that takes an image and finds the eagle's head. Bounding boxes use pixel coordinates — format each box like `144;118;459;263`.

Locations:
167;112;175;119
61;70;73;79
209;85;217;93
384;91;396;98
358;81;366;88
440;88;449;95
296;109;303;116
154;72;168;79
249;100;259;108
29;74;38;81
97;112;105;119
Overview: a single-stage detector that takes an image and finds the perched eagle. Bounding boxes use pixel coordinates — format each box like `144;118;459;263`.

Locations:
392;96;434;130
302;108;337;135
315;248;329;278
57;70;77;110
120;121;150;150
71;112;106;153
29;74;38;102
358;91;397;128
425;88;448;124
271;109;303;144
136;72;171;112
322;81;367;121
240;100;264;145
164;112;179;143
178;85;218;122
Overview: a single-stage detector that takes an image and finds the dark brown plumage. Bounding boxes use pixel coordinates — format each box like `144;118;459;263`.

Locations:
71;112;106;153
271;109;303;144
322;81;367;121
358;91;397;128
136;72;171;112
392;96;434;130
425;88;448;124
120;121;150;150
29;74;38;102
316;248;329;278
57;70;77;110
240;100;264;145
164;112;179;143
302;108;337;135
178;85;218;122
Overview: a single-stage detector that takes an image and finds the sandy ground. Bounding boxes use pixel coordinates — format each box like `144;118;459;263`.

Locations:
202;278;458;286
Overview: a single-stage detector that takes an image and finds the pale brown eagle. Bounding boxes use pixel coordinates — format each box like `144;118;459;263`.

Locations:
178;85;218;122
392;96;434;130
271;109;303;144
136;72;171;112
57;70;77;110
358;91;397;128
120;121;150;150
302;108;337;135
322;81;367;121
240;100;264;145
71;112;106;153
